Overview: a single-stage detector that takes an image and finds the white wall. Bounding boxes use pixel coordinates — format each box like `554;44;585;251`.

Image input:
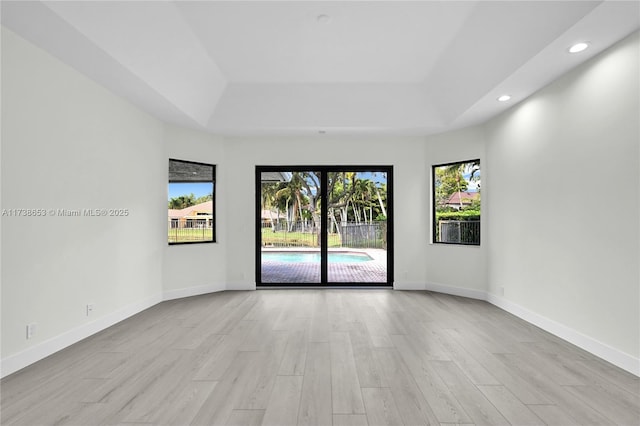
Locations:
223;136;431;290
163;124;227;299
1;28;166;375
424;126;487;298
485;32;639;371
2;23;637;379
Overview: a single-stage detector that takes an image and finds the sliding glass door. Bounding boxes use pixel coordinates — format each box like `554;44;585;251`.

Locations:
326;170;388;283
259;169;322;284
256;166;393;286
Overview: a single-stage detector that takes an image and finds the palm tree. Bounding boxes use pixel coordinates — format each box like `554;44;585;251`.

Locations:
438;164;470;209
261;183;279;231
276;173;307;231
352;178;375;223
375;181;387;219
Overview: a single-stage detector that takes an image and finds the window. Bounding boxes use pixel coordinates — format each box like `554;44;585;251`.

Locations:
433;160;480;245
168;159;215;244
256;166;393;285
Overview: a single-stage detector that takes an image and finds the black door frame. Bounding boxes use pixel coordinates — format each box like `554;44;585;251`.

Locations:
256;165;394;286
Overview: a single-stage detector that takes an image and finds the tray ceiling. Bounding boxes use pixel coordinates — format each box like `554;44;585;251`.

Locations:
2;1;639;136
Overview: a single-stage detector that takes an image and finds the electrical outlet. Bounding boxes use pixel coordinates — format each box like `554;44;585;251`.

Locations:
86;304;94;316
26;323;37;339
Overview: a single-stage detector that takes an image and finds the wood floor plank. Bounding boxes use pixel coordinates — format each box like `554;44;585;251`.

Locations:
235;331;289;410
430;360;510;426
333;414;369;426
328;292;358;333
437;423;475;426
278;328;309;376
357;305;394;348
297;342;332;426
374;306;409;335
451;320;516;354
476;385;545;425
414;362;473;424
374;347;438;425
575;358;640;396
412;322;453;361
495;352;617;425
191;320;256;381
210;292;260;334
190;351;263;426
225;409;265;426
81;346;185;406
121;350;208;423
432;329;500;386
389;333;425;376
444;329;553;405
527;404;583;426
361;387;404;426
562;384;640;425
1;290;638;426
349;321;387;388
74;350;133;380
514;348;593;386
1;378;105;426
152;380;218;425
309;292;330;343
330;331;365;414
261;376;304;426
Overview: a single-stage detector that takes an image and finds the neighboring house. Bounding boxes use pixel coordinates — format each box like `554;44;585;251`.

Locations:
444;191;480;209
261;209;286;226
168;201;213;228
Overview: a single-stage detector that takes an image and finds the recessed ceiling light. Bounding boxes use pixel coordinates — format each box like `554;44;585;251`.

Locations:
317;14;331;24
497;95;511;102
569;42;589;53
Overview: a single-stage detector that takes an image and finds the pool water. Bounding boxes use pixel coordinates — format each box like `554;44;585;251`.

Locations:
262;252;373;263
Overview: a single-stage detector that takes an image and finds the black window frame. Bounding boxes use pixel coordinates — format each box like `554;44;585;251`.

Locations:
168;158;216;245
432;159;481;246
255;165;394;286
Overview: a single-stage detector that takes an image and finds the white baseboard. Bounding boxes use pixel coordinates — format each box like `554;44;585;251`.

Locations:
0;293;162;378
425;281;486;300
486;293;640;377
1;283;228;379
416;282;639;376
226;281;256;291
3;284;638;379
163;283;225;301
393;281;426;290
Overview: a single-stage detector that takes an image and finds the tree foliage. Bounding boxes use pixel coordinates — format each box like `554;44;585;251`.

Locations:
168;192;212;209
261;171;388;229
168;193;195;209
434;161;480;211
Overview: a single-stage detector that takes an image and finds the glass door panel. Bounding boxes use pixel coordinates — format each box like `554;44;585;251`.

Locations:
327;170;388;283
260;170;322;284
257;166;392;286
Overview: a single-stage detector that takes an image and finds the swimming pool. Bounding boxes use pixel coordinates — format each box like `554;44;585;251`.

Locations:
262;251;373;263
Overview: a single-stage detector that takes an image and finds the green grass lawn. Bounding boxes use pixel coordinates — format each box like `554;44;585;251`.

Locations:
169;228;213;243
168;228;378;247
261;228;341;247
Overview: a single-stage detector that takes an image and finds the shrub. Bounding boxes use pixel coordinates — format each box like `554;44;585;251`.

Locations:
435;210;480;221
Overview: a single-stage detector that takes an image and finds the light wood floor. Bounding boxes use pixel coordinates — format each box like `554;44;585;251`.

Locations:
1;290;639;425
